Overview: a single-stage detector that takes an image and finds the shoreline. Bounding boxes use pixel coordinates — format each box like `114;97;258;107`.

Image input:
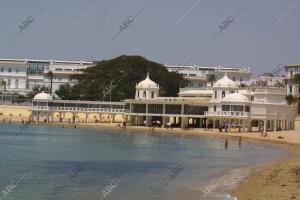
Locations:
2;120;300;199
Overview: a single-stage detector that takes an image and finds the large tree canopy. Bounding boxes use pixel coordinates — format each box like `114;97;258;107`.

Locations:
55;55;184;101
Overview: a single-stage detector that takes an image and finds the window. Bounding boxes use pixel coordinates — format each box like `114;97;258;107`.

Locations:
222;105;230;111
290;71;293;77
251;96;254;101
7;79;11;88
15;79;19;88
245;106;250;112
143;91;146;98
137;91;139;98
222;91;225;98
151;91;154;98
8;68;11;72
16;69;19;73
240;77;243;81
214;105;216;112
0;68;3;72
231;90;234;93
289;85;293;93
232;77;236;81
215;91;217;98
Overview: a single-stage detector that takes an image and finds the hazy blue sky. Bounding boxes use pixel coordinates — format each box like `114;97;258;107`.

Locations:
0;0;299;75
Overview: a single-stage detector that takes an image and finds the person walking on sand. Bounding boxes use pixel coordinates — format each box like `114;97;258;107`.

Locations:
225;138;228;150
238;136;242;148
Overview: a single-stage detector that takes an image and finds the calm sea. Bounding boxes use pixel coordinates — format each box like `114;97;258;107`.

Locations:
0;124;289;200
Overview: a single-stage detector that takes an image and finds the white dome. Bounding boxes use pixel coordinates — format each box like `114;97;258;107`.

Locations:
33;91;53;100
222;93;249;103
136;73;159;88
214;73;237;88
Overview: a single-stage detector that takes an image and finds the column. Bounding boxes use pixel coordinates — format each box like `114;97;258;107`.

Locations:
181;117;188;129
86;113;88;123
242;119;246;132
36;112;39;124
46;112;49;124
162;116;166;127
146;116;152;127
248;120;252;132
264;120;267;133
273;120;276;132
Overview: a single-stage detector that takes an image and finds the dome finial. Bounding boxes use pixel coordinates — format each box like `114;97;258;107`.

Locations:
147;72;150;78
224;72;228;77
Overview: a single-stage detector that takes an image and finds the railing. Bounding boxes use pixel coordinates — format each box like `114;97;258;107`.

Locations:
179;87;212;92
30;106;127;113
204;111;249;117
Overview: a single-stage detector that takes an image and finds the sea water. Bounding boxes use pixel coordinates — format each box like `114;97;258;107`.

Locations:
0;124;290;200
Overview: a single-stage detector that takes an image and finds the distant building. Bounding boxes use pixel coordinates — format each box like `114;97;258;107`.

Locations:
0;59;29;94
0;58;94;95
249;73;284;87
165;64;251;88
285;64;300;96
285;64;300;114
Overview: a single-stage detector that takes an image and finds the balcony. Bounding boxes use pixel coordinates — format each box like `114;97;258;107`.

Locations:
204;111;249;118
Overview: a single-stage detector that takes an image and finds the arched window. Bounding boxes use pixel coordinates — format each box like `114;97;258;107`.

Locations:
151;91;154;98
222;91;225;98
143;91;146;98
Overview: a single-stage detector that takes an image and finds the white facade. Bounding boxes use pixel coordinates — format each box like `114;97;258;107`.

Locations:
0;58;93;94
125;73;296;132
205;74;295;132
285;64;300;96
0;60;29;93
135;73;159;99
165;64;251;88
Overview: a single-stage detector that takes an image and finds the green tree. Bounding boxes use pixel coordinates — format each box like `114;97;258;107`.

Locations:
292;74;300;94
47;71;54;95
0;80;6;103
27;85;50;99
274;81;284;88
239;83;246;88
56;55;184;101
286;94;297;105
207;73;216;87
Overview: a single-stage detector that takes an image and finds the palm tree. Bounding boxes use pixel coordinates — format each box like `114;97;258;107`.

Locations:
47;71;53;95
207;73;216;87
0;80;6;103
239;83;246;88
285;94;296;105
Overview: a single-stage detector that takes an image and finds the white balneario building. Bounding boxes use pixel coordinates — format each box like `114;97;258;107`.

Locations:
125;73;296;133
30;73;296;133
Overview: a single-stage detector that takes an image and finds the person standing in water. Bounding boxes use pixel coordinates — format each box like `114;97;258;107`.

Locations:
238;136;242;148
225;138;228;150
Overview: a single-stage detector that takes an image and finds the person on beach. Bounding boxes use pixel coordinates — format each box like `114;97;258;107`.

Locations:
225;138;228;150
238;136;242;148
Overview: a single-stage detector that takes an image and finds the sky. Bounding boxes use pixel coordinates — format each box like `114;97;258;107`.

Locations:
0;0;299;76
